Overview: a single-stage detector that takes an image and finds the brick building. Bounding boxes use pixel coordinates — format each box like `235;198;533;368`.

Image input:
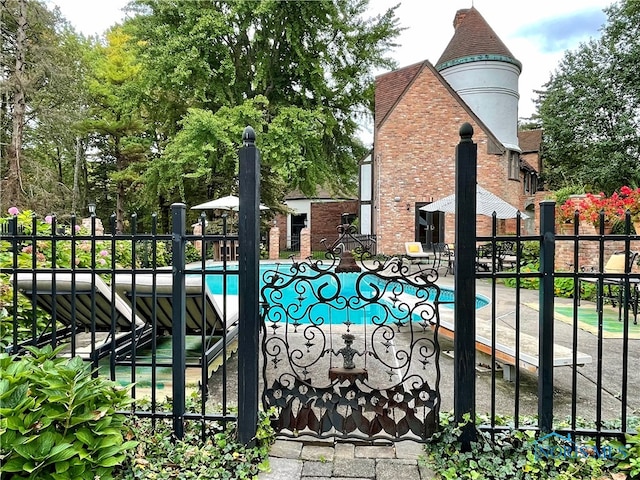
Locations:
360;6;543;255
274;189;359;254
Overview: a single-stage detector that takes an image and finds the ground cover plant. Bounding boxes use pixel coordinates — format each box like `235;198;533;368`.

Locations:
424;413;639;479
114;399;275;479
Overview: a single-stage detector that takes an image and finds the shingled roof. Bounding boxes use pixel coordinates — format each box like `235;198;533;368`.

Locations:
374;62;424;130
435;7;521;71
517;129;542;153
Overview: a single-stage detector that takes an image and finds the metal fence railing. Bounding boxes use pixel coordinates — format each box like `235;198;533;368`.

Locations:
2;206;639;445
0;207;242;441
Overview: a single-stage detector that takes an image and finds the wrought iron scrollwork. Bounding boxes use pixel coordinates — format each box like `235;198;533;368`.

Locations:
261;224;442;441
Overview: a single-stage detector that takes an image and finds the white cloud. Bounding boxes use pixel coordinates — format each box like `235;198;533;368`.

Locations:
47;0;130;37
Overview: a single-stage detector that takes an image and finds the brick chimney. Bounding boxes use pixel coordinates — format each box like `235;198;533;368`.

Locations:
453;9;470;29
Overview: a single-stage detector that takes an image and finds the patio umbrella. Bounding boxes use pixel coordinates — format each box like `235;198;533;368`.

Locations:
191;195;269;211
420;185;529;219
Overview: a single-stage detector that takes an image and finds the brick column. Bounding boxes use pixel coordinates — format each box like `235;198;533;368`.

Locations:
192;223;203;256
300;227;311;260
555;222;640;271
269;227;280;260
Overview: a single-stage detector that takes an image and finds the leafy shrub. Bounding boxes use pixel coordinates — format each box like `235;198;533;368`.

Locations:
502;262;540;291
424;413;628;480
519;241;540;266
0;345;136;479
134;239;173;267
502;260;600;301
552;185;586;207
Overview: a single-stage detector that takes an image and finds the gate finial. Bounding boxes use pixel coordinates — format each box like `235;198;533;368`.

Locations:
242;125;256;145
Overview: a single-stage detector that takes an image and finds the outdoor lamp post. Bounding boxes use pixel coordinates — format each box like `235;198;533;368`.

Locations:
88;203;96;216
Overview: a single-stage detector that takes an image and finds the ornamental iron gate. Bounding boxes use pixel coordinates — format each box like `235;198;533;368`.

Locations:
260;224;442;441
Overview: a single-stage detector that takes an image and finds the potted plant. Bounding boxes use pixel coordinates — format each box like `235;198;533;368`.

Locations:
619;185;640;232
578;192;621;233
556;198;580;233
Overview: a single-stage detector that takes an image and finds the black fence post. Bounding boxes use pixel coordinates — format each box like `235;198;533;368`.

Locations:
538;200;556;432
454;123;477;445
171;203;187;439
238;126;260;445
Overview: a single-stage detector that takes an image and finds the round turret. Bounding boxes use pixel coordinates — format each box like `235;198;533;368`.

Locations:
436;7;522;150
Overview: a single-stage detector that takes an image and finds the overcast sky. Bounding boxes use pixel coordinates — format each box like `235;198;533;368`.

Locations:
49;0;610;121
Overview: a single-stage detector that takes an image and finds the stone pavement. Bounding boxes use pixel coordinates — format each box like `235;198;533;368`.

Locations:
258;438;435;480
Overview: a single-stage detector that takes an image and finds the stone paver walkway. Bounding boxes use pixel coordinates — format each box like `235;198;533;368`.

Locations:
258;438;436;480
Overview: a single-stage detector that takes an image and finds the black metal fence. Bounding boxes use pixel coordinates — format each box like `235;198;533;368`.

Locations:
1;128;263;444
3;205;638;445
454;122;638;448
471;214;640;446
0;209;243;440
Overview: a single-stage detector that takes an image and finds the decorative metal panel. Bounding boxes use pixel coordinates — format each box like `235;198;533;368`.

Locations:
261;224;442;441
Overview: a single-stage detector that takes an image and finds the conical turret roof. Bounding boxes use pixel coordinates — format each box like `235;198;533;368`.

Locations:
436;7;521;71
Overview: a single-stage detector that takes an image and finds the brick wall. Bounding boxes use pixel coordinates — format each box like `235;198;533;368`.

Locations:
555;221;640;272
373;67;530;255
310;200;359;250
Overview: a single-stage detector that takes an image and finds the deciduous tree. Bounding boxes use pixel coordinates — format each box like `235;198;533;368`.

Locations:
537;0;640;193
124;0;401;210
1;0;92;214
81;28;150;232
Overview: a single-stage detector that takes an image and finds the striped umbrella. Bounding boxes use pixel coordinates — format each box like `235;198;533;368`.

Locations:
420;185;529;219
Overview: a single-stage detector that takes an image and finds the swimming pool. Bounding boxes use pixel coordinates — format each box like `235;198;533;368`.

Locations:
202;263;488;326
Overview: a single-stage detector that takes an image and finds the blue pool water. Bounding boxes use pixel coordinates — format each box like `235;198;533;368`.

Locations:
202;264;488;325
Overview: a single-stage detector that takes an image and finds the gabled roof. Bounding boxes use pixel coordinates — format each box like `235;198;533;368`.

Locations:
374;62;423;131
521;159;537;173
374;60;505;153
517;129;543;154
436;7;521;72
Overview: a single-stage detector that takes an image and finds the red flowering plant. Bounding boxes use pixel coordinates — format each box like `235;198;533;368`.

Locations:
577;192;624;228
618;186;640;222
556;198;581;224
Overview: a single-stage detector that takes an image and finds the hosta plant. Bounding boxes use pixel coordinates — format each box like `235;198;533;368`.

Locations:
0;345;136;479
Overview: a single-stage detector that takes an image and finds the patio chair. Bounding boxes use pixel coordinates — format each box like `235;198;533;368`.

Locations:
499;241;519;270
432;242;454;276
476;243;513;272
113;272;239;369
475;244;494;271
12;272;150;359
580;251;640;324
404;242;434;264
